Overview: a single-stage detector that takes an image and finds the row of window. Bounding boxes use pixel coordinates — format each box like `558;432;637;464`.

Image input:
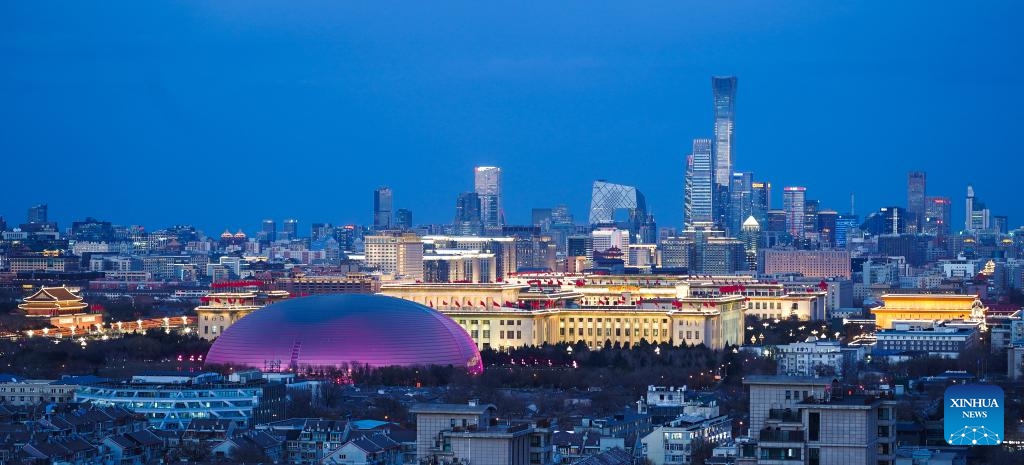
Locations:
469;330;522;339
567;317;670;323
784;390;810;400
0;387;70;393
3;396;69;402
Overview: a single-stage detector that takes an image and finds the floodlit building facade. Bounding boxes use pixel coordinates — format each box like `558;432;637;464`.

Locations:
870;294;985;329
760;249;852;279
75;372;286;429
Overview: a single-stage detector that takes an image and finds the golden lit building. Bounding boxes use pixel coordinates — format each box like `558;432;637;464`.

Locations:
870;294;985;329
506;274;826;321
689;281;827;321
440;298;745;351
194;290;290;340
18;286;102;331
18;287;88;317
379;282;540;310
379;280;746;350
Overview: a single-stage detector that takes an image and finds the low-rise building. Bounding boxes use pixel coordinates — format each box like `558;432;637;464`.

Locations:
552;430;603;463
409;401;549;465
774;338;847;377
875;321;980;360
409;401;497;463
75;371;286;429
641;385;720;425
0;378;78;405
211;431;286;463
322;432;402;465
741;376;896;465
642;415;731;465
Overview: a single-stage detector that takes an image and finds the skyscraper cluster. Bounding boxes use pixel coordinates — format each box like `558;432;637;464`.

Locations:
684;77;771;237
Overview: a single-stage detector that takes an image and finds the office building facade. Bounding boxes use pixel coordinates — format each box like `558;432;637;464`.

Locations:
906;171;926;233
783;187;806;241
475;166;504;234
759;249;852;279
454;192;484;236
373;186;393;230
364;232;425;281
684;138;715;229
712;76;737;231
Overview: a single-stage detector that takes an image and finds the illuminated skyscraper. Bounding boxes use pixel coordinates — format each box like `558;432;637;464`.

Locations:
729;172;754;234
454;192;483;236
766;210;787;234
751;181;771;226
906;171;926;233
281;219;299;241
474;166;503;233
589;180;646;225
783;187;806;241
803;199;820;241
260;219;276;243
817;210;838;247
395;209;413;231
27;204;47;224
684;138;714;229
712;76;737;229
740;216;760;271
590;180;651;243
924;196;951;238
551;204;573;225
965;185;990;233
994;216;1009;234
373;186;393;230
835;214;859;249
311;223;333;242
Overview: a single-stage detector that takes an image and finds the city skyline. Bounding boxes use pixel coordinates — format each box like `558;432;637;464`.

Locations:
2;2;1022;234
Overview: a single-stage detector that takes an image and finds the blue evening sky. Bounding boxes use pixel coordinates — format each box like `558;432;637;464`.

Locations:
1;2;1022;234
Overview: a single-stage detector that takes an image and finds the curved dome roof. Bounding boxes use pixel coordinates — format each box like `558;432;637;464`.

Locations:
205;294;482;373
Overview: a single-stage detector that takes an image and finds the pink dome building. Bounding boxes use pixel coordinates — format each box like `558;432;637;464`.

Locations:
205;294;482;373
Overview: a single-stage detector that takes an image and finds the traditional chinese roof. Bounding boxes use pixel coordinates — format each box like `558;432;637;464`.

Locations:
17;287;88;316
24;287;83;302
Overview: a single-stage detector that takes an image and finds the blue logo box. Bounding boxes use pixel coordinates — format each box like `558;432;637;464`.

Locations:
944;384;1004;446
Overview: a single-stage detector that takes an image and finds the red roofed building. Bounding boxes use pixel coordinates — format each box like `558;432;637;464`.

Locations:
18;286;89;317
18;286;103;331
